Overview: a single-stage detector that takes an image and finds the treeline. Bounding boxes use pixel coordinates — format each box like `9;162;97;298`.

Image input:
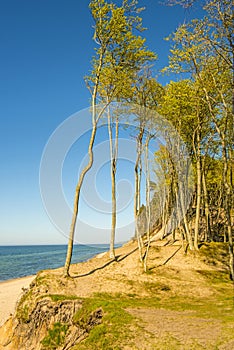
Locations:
63;0;233;279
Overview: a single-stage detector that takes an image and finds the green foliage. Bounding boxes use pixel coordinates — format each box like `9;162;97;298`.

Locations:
73;294;135;349
16;289;33;323
47;294;78;302
41;322;69;350
35;274;48;286
87;0;156;102
144;281;171;293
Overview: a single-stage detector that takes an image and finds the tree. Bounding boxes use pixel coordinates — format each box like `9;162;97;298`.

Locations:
131;73;164;261
92;1;156;259
64;0;156;275
163;0;233;278
159;80;198;249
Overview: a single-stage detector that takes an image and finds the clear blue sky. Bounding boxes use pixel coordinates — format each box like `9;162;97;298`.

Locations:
0;0;203;245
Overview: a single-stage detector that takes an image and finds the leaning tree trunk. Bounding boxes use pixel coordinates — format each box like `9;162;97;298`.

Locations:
64;121;97;277
63;46;106;277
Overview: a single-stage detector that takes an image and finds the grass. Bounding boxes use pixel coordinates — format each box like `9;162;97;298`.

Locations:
47;294;78;302
72;294;137;350
16;289;33;322
14;242;234;349
143;281;171;293
69;280;234;349
196;269;230;283
41;322;69;350
199;242;229;267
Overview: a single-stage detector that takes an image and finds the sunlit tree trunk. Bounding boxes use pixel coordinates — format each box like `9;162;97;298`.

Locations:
202;168;211;241
221;138;234;280
108;106;119;259
194;120;202;250
143;135;151;272
64;51;105;277
64;0;156;276
179;184;194;250
134;127;144;261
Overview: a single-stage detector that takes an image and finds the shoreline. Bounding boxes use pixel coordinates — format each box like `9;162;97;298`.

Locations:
0;250;109;327
0;246;118;327
0;275;36;326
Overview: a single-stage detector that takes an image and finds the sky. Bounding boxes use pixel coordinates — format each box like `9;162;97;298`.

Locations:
0;0;204;245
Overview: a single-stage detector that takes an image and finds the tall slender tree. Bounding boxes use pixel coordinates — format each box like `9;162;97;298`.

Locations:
64;0;155;275
163;0;233;278
94;3;156;259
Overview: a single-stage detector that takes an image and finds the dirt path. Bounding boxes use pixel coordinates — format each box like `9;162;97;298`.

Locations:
128;308;222;349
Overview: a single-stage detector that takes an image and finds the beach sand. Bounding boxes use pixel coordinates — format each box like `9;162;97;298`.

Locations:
0;275;35;326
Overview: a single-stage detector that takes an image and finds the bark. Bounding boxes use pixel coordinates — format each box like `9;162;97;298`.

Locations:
108;107;119;259
177;119;194;250
64;122;97;277
179;185;194;250
199;74;233;279
134;126;144;261
143;135;151;272
194;123;202;250
221;138;234;280
64;49;105;277
202;169;211;241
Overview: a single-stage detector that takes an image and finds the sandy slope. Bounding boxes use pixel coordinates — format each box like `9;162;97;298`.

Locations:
0;275;35;326
0;240;233;349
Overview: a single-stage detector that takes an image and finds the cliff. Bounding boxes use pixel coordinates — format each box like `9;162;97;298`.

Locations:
0;239;233;349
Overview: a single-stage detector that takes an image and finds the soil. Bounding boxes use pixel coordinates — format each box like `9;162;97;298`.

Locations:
1;238;233;349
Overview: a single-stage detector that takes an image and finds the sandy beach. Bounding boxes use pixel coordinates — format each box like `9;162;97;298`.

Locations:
0;275;35;326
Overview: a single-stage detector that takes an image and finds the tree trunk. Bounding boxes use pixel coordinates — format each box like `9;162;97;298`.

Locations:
64;121;97;277
221;139;234;280
134;127;144;261
108;109;118;259
202;169;211;241
109;159;117;259
179;185;194;250
143;136;151;272
64;45;106;277
194;126;201;250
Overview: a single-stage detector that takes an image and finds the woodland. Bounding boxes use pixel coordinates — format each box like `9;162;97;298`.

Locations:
63;0;233;280
0;1;233;349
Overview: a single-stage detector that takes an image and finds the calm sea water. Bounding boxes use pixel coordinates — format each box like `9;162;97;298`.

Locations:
0;244;111;282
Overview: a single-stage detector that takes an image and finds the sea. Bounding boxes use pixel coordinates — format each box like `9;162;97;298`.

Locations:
0;244;112;282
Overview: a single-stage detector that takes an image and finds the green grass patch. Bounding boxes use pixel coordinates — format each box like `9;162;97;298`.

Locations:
47;294;78;302
16;289;33;322
199;242;229;267
196;269;230;283
41;322;69;350
72;294;136;349
144;281;171;293
71;291;234;349
35;274;49;286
